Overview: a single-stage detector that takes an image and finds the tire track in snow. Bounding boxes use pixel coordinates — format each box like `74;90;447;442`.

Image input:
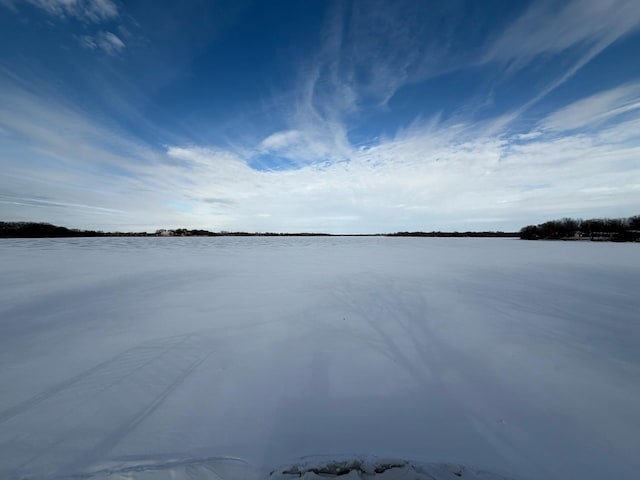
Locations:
54;350;214;478
0;335;216;479
328;278;546;476
0;332;199;425
0;335;192;450
0;346;140;425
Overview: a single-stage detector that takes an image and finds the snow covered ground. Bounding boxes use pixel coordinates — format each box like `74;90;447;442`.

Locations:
0;237;638;479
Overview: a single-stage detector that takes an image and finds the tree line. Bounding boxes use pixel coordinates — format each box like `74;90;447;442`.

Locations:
520;215;640;241
387;231;517;237
0;222;333;238
3;219;638;241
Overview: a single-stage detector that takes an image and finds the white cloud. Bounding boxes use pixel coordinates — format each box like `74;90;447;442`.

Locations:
295;0;640;132
477;0;640;131
260;130;304;151
276;0;640;171
2;67;640;233
484;0;640;66
280;1;639;167
80;31;125;55
296;1;459;118
514;131;543;141
540;82;640;132
269;0;470;163
24;0;118;22
154;120;640;232
258;127;351;165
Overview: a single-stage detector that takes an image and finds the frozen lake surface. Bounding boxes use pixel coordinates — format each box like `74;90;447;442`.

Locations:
0;237;639;479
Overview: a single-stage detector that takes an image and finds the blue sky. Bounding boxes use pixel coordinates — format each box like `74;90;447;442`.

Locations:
1;0;640;233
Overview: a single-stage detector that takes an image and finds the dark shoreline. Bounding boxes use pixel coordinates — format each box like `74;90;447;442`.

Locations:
1;221;518;239
3;219;639;241
519;215;640;242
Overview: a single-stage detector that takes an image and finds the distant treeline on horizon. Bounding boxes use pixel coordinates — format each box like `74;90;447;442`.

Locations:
0;221;518;238
3;219;638;241
520;215;640;242
0;223;329;238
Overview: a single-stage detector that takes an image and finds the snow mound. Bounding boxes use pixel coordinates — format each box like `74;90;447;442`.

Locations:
270;456;513;480
59;455;512;480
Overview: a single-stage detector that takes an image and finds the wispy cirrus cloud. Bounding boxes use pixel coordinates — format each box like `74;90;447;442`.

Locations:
539;82;640;132
1;0;129;55
261;1;461;167
268;0;640;169
22;0;118;23
484;0;640;66
290;0;460;119
480;0;640;128
80;31;125;55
